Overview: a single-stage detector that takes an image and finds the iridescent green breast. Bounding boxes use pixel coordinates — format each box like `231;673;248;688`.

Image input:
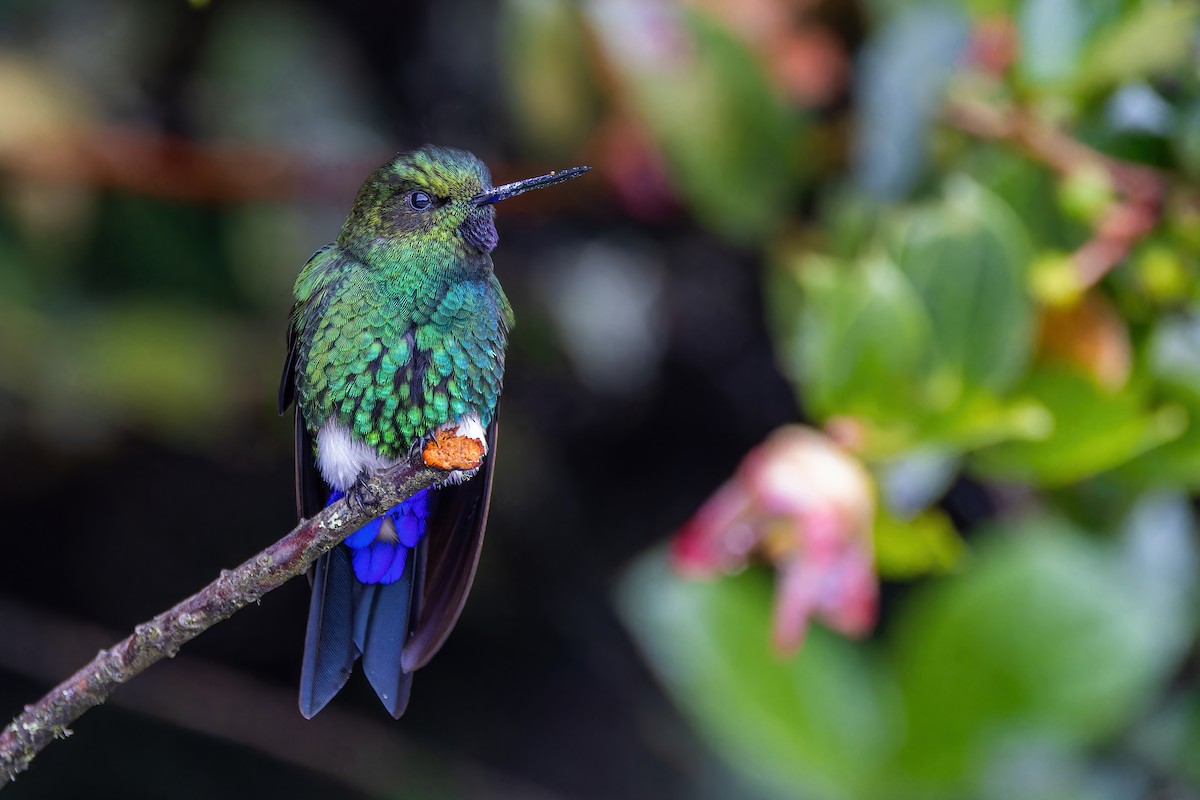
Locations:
293;246;513;459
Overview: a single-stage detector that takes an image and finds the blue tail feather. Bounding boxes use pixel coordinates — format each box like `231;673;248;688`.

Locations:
298;488;430;717
359;562;417;718
298;547;356;719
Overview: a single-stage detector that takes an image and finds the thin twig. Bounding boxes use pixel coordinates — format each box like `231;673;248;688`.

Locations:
0;451;446;789
943;97;1166;288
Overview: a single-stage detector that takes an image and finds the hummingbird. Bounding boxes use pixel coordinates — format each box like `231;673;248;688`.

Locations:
278;145;589;718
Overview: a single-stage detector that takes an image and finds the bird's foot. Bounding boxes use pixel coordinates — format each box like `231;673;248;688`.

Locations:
347;471;378;512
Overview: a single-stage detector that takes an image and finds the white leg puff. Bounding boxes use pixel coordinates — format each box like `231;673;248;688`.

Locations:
316;421;399;493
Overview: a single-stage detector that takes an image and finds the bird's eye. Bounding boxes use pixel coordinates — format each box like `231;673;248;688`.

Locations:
409;191;433;211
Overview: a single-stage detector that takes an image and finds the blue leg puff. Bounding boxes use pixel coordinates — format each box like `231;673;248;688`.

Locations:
334;488;430;584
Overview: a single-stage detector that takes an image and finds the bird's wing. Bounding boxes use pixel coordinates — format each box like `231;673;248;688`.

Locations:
280;314;329;519
293;408;331;521
401;417;498;672
278;319;298;415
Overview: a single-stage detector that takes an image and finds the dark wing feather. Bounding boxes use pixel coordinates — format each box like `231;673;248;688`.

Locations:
294;409;328;520
401;418;498;673
278;320;298;415
298;546;356;719
283;320;328;519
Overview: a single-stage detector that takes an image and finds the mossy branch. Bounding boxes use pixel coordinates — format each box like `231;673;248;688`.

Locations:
0;448;456;790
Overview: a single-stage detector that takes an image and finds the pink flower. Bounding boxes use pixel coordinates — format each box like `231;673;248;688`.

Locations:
672;426;878;652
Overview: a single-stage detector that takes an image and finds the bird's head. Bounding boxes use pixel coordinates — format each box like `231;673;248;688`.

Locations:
338;145;588;262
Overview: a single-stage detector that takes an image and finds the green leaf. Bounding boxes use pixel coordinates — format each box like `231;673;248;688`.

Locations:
958;147;1090;251
888;513;1195;790
889;175;1036;393
873;505;967;579
1116;404;1200;489
616;550;900;800
1076;2;1200;95
1114;313;1200;487
909;390;1055;452
770;194;1047;456
771;250;935;423
971;366;1186;485
586;5;798;243
818;183;886;261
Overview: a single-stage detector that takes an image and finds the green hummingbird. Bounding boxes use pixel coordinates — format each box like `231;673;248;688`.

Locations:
278;145;589;718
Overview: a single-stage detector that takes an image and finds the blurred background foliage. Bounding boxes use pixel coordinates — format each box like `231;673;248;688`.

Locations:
2;0;1200;798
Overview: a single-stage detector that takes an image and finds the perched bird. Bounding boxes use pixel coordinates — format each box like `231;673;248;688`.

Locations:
278;146;588;718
